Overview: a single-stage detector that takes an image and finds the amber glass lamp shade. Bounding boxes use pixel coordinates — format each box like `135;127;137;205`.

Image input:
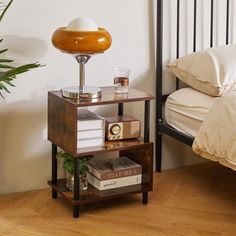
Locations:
51;27;112;54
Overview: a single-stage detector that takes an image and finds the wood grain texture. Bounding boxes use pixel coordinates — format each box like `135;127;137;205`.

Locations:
48;86;153;157
1;162;236;236
48;92;77;155
48;143;153;205
49;86;154;108
120;143;153;189
48;179;151;205
75;139;153;157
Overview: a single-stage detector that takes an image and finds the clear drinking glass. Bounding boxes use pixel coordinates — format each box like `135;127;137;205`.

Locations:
114;67;130;93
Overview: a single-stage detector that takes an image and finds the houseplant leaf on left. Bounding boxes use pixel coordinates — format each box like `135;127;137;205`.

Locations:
0;0;42;98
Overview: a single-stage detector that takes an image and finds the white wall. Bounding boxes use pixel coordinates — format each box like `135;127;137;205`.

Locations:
0;0;156;194
1;0;235;194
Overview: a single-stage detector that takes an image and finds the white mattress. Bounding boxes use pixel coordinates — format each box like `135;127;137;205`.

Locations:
165;88;218;137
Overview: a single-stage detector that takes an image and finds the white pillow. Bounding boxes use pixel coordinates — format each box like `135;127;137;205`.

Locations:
168;44;236;96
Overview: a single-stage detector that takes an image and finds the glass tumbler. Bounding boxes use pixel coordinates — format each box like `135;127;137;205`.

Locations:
113;67;130;93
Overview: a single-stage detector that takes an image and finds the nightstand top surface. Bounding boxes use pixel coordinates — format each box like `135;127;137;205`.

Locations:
48;86;154;107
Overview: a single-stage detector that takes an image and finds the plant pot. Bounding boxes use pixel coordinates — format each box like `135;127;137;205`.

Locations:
66;171;88;192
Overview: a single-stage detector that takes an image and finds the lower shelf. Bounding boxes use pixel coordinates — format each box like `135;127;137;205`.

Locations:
48;179;152;205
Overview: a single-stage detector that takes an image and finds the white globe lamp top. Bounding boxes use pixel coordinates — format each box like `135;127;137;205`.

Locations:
67;17;98;32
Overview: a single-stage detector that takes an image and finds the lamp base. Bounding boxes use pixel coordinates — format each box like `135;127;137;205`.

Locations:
61;86;102;100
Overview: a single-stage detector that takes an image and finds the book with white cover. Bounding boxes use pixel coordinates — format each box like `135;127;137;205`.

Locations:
77;109;104;131
87;172;142;190
78;129;104;140
77;137;104;149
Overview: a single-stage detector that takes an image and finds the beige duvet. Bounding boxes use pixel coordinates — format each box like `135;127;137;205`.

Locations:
192;91;236;170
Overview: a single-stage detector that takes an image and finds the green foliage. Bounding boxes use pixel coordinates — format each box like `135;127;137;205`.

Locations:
0;0;14;22
57;151;93;175
0;0;42;98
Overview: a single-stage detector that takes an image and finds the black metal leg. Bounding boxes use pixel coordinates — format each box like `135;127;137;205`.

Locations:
52;189;57;199
144;100;150;142
73;158;80;218
156;132;162;172
142;192;148;204
52;143;58;199
73;205;80;218
118;103;124;116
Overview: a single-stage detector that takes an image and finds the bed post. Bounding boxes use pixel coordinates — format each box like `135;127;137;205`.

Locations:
156;0;163;172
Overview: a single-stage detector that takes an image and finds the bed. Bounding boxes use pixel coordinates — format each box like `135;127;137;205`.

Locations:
155;0;236;172
165;87;218;137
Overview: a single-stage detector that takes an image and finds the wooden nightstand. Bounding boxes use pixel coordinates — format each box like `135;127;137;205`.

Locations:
47;86;154;218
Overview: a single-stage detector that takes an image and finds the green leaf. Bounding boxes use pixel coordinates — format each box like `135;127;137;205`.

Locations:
57;152;93;175
0;0;45;99
0;59;13;63
0;48;8;54
0;62;42;98
3;80;15;87
0;0;14;22
0;62;41;81
0;83;11;93
0;63;14;69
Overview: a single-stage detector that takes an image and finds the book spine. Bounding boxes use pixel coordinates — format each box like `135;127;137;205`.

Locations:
88;173;142;190
77;129;104;140
88;166;102;179
77;114;105;131
77;138;104;149
88;165;142;180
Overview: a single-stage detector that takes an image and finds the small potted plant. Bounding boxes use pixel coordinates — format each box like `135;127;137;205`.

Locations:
57;151;92;191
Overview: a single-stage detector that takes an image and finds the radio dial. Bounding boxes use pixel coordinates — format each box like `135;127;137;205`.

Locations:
110;124;121;135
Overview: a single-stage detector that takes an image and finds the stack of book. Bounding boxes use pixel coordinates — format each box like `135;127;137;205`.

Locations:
87;156;142;190
77;109;105;148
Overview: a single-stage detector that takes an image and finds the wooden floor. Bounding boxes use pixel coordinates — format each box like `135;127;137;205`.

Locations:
1;162;236;236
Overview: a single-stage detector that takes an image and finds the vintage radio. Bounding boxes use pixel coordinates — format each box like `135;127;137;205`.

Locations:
105;116;141;141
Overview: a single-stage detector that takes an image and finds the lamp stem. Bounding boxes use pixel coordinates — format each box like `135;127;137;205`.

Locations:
75;55;91;88
79;62;85;87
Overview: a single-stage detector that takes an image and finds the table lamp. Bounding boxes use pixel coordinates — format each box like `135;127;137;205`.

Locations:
52;17;112;99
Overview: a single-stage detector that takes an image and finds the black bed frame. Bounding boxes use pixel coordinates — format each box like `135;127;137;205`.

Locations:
155;0;231;172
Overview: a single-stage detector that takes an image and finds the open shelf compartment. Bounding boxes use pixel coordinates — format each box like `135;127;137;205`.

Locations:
48;142;153;205
48;179;152;205
48;88;153;157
